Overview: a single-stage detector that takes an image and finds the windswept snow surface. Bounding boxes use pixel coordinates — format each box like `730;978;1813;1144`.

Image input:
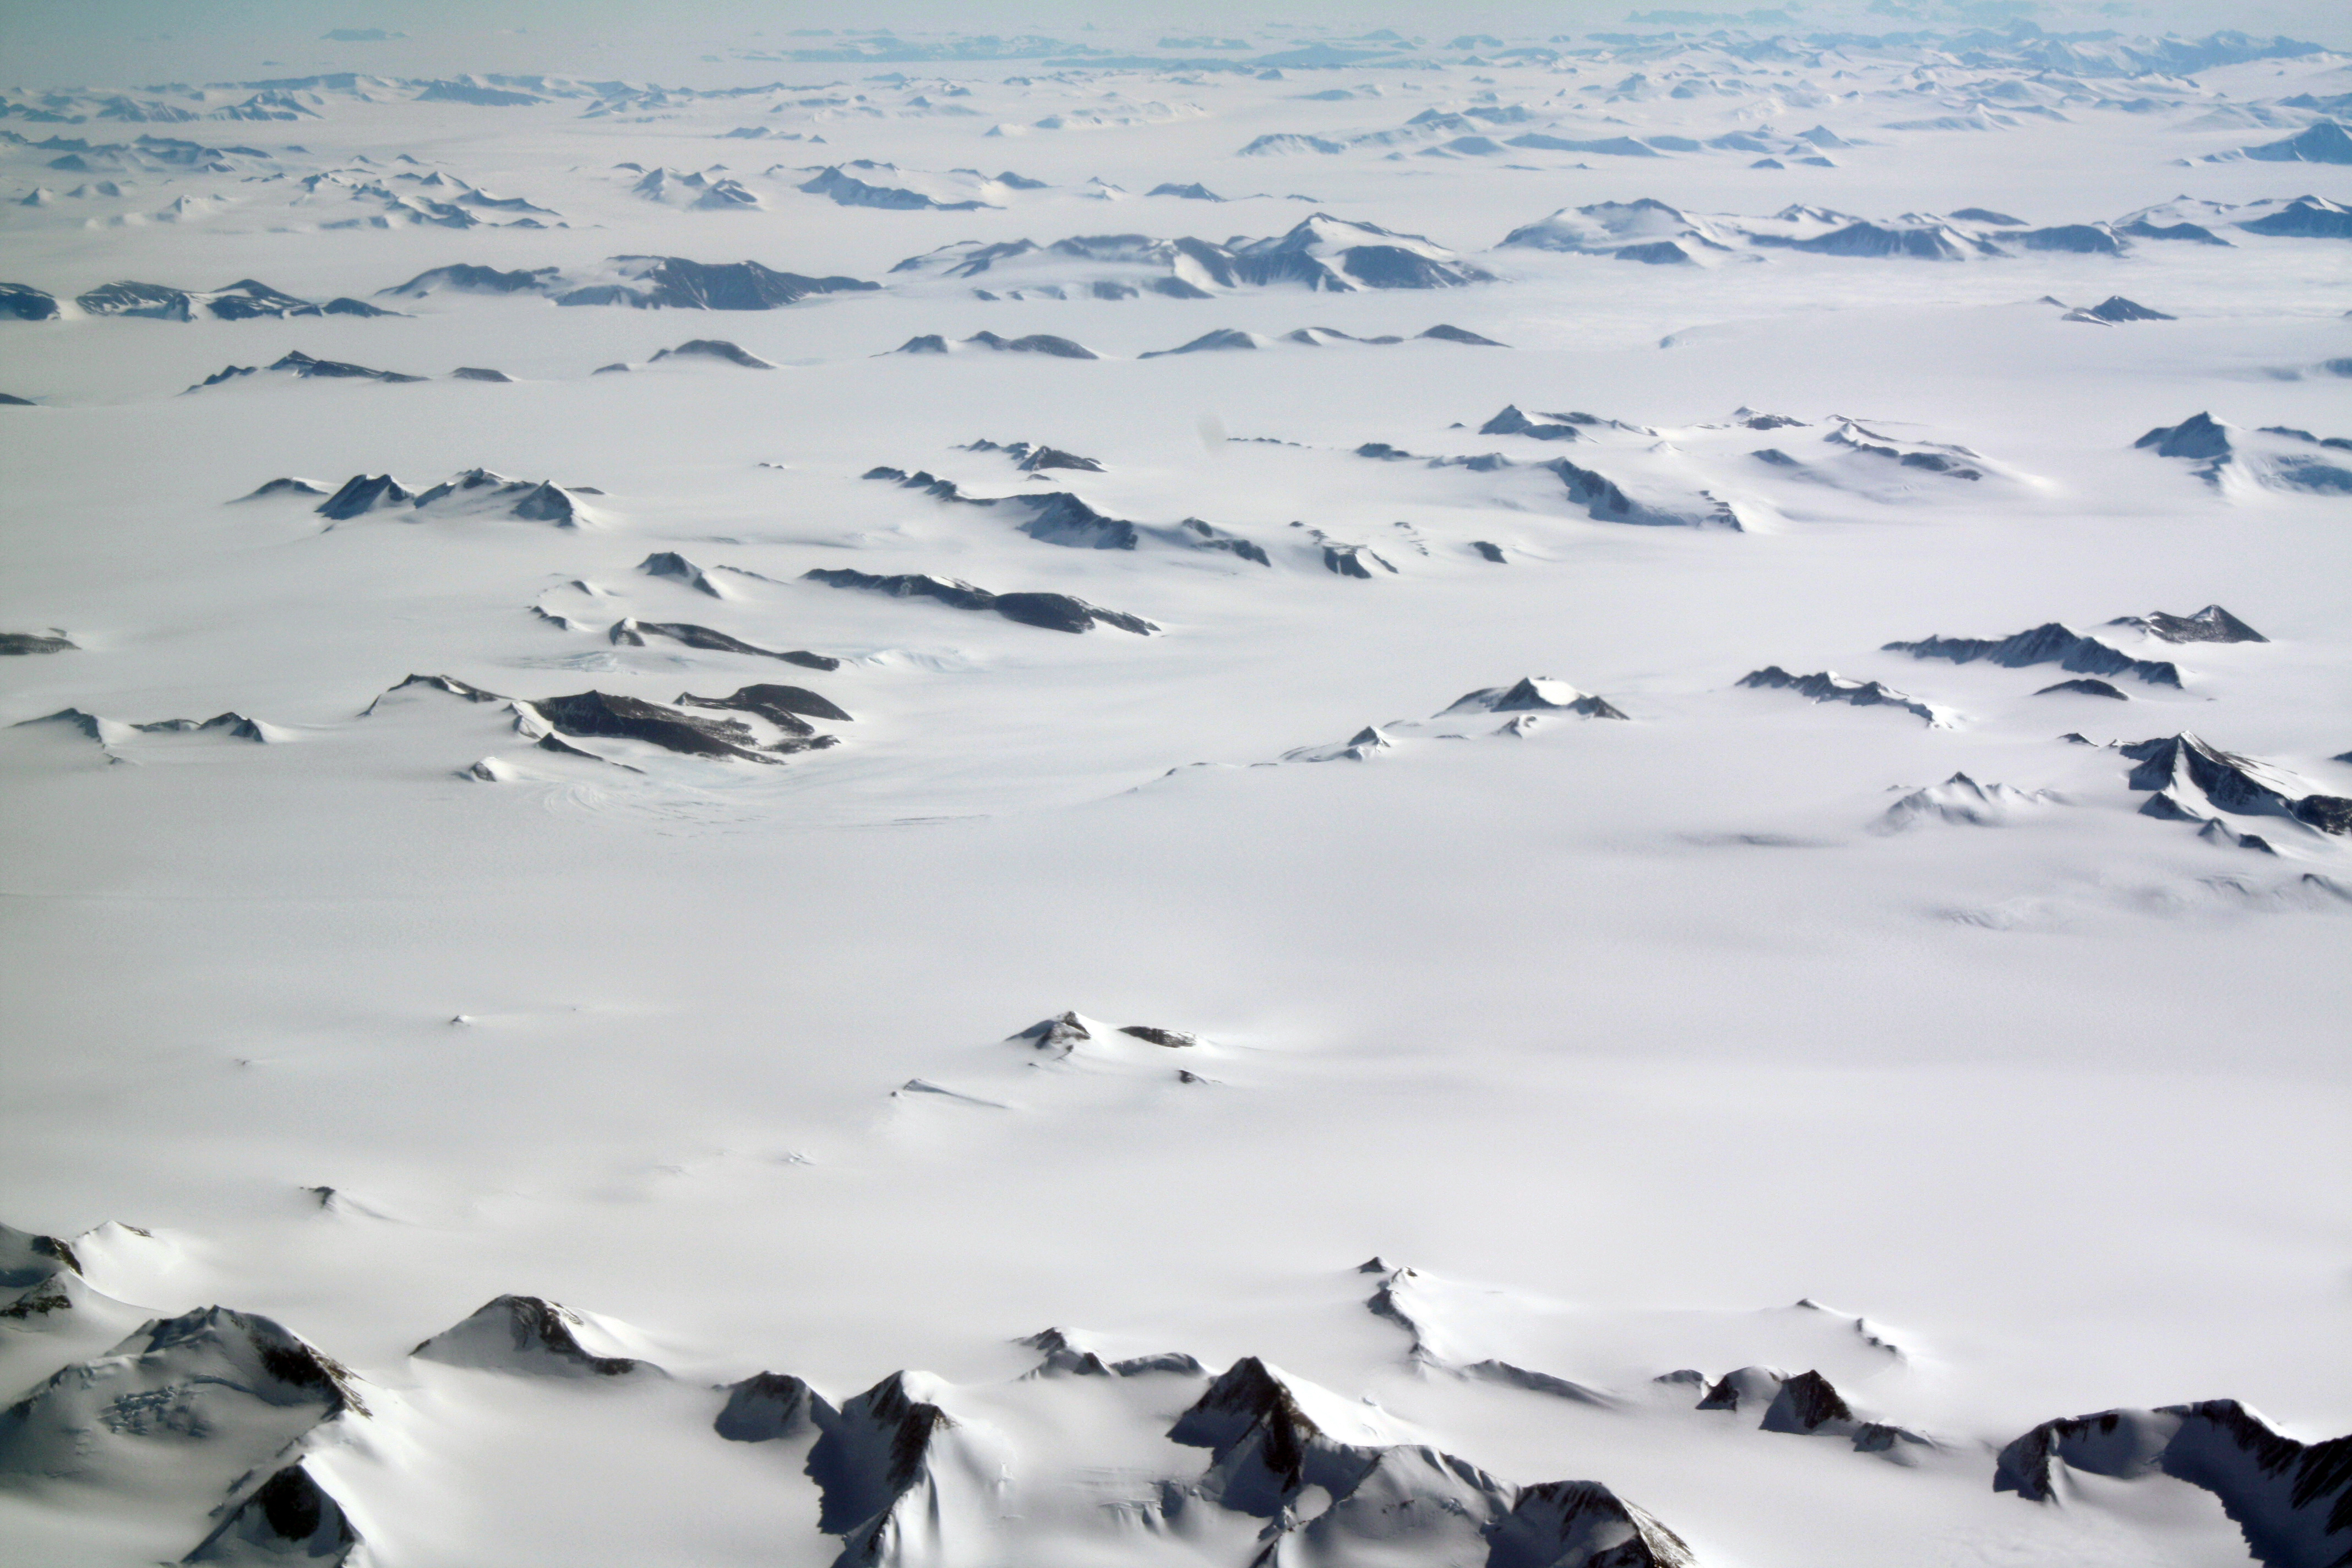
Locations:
3;11;2351;1568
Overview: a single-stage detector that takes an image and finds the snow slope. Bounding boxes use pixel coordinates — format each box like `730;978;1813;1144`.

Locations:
2;10;2350;1567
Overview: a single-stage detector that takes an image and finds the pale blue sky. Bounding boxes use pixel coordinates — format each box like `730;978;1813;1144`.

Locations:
2;0;2342;85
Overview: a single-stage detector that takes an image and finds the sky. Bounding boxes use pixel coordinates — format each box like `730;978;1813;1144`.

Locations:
1;0;2346;85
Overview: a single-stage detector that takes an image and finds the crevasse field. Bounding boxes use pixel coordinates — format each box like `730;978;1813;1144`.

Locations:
2;7;2349;1565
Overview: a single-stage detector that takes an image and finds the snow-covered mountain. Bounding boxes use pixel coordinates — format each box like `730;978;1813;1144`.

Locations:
3;11;2349;1566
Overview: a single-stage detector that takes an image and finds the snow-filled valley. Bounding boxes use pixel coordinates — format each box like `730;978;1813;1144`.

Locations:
2;7;2350;1565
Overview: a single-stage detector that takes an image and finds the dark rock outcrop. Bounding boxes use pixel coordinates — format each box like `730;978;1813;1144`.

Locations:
895;213;1483;298
1170;1357;1379;1516
193;349;425;390
975;329;1099;358
2198;820;2279;854
798;165;987;211
184;1461;362;1565
118;1311;361;1412
201;278;321;320
959;439;1106;474
1005;491;1137;550
412;468;583;524
1480;404;1584;442
523;693;797;764
1171;1357;1696;1566
2108;604;2266;643
1548;457;1744;529
1420;323;1506;345
607;618;837;669
805;1371;960;1558
803;568;1157;635
1021;1327;1113;1375
2119;218;2231;245
1442;678;1628;719
2081;295;2174;322
1996;1400;2352;1568
2137;411;2233;462
2037;678;2127;699
315;473;414;519
0;1305;365;1490
553;256;879;309
994;591;1142;633
0;283;61;320
676;683;852;726
1012;1012;1093;1053
714;1371;835;1442
1016;445;1101;473
897;329;1098;358
1696;1366;1784;1412
381;262;564;297
360;673;511;714
2133;411;2351;492
77;280;195;319
2237;195;2352;239
0;1223;85;1287
808;567;988;613
1020;1327;1206;1379
1487;1480;1698;1567
1148;328;1277;357
18;709;283;747
1341;244;1479;287
1759;1370;1855;1434
647;337;775;368
2018;224;2126;254
266;348;421;381
2123;733;2352;834
1322;543;1397;578
1882;623;2182;686
1822;420;1983;478
638;551;722;597
1739;666;1943;725
411;1294;656;1375
1752;222;1984;260
1119;1025;1200;1048
307;469;584;525
2240;119;2352;165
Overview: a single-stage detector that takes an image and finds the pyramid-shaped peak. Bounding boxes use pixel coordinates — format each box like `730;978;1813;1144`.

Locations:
411;1293;658;1378
1011;1010;1090;1043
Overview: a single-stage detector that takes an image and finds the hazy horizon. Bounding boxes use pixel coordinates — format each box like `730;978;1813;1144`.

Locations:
6;1;2351;83
3;5;2346;1565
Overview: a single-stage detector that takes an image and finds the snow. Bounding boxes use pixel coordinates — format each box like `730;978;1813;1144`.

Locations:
2;10;2350;1566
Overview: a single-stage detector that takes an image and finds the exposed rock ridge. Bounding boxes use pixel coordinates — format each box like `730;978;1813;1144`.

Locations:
1882;623;2181;686
862;466;1268;562
2122;733;2352;835
411;1293;656;1376
1168;1358;1698;1566
1546;456;1746;530
1738;666;1947;725
803;567;1158;635
2108;604;2266;644
1996;1400;2352;1568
